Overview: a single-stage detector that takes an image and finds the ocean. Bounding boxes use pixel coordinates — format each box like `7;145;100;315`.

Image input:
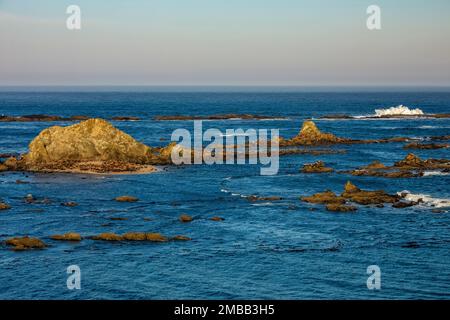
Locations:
0;89;449;299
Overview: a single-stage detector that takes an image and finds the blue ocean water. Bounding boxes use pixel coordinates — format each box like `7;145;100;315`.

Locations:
0;89;449;299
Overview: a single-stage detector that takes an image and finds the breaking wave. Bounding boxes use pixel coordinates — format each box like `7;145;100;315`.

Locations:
398;190;450;208
423;171;450;177
374;105;424;117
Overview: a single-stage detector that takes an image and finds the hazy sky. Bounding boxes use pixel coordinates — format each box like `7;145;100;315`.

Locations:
1;0;450;86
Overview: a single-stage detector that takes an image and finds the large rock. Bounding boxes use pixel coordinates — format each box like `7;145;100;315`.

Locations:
23;118;153;165
341;181;399;205
281;121;347;146
16;118;174;173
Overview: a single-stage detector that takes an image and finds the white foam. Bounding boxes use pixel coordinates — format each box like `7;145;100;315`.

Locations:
397;190;450;208
374;105;424;117
423;171;450;177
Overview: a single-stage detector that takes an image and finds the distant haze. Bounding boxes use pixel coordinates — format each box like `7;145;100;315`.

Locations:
1;0;450;86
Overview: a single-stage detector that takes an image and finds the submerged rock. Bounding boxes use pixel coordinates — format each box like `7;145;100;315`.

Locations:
90;231;170;242
111;116;140;121
154;114;286;121
0;114;88;122
50;233;82;241
247;195;283;202
5;236;46;250
392;201;418;208
171;235;191;241
0;202;11;210
0;163;7;172
210;216;225;221
404;142;448;150
301;161;334;173
326;203;357;212
179;214;193;222
24;194;51;204
115;196;139;202
14;118;174;173
122;232;148;241
91;233;123;241
144;233;168;242
61;201;78;207
301;190;346;204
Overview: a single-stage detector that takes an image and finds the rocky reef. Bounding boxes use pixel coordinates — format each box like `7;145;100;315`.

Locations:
394;153;450;170
301;181;415;212
279;120;408;146
89;232;189;242
343;154;450;178
403;142;448;150
0;114;142;122
0;118;176;174
154;114;287;121
341;181;399;205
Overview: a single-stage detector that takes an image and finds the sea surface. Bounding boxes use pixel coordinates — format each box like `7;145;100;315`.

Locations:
0;89;449;299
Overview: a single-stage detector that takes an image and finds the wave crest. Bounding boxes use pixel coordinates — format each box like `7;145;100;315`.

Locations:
398;190;450;208
375;105;424;117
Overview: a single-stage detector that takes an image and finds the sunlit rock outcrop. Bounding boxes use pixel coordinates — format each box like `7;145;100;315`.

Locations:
11;118;174;173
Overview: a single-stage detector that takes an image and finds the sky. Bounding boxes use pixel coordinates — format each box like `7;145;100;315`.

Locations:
0;0;450;86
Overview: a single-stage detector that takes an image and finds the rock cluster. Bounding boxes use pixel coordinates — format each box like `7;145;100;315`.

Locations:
344;154;450;178
301;161;334;173
394;153;450;169
301;181;408;212
279;120;409;147
403;142;448;150
89;232;187;242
